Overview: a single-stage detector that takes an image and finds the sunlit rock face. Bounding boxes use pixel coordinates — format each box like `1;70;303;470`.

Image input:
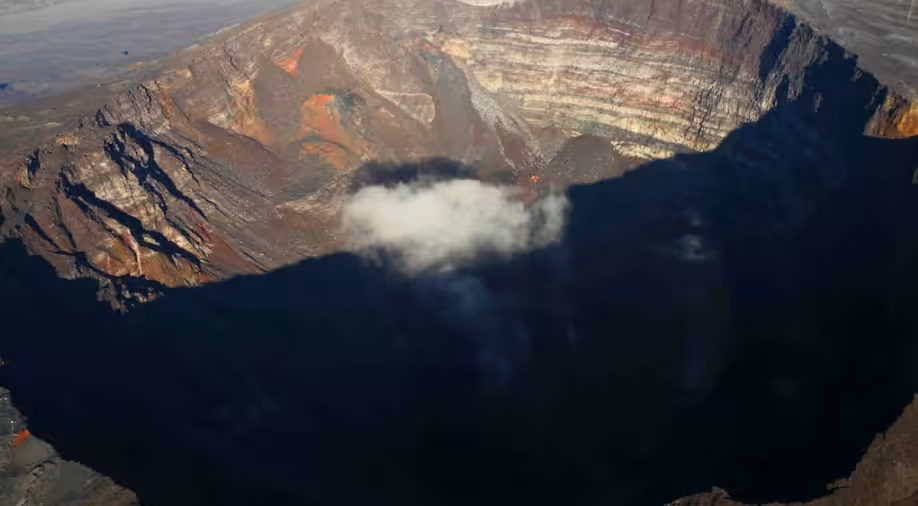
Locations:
869;93;918;138
772;0;918;138
441;0;793;157
0;0;912;300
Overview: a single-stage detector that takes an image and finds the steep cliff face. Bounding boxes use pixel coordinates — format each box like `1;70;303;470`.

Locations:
0;0;909;301
0;387;139;506
778;0;918;101
869;93;918;138
440;0;792;156
674;397;918;506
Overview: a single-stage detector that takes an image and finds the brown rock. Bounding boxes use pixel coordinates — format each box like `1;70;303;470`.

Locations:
1;0;911;308
0;388;139;506
673;398;918;506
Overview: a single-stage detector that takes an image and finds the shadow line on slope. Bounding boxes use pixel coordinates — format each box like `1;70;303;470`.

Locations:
1;43;918;506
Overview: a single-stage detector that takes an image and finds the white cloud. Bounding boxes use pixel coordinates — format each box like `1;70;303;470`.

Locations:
342;179;568;274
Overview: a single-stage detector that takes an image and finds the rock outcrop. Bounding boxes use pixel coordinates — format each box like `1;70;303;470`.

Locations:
777;0;918;101
869;93;918;138
0;388;139;506
0;0;913;304
674;396;918;506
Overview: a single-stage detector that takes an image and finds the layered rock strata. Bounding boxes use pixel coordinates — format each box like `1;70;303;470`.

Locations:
0;0;913;301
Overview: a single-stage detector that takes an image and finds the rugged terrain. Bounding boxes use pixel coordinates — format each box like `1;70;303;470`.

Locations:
0;0;917;505
0;0;299;106
782;0;918;99
0;388;138;506
3;0;916;298
676;398;918;506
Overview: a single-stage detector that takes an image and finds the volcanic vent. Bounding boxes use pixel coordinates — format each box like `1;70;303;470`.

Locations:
0;0;917;505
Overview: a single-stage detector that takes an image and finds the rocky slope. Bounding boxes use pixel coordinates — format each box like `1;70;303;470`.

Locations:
674;396;918;505
779;0;918;101
0;388;139;506
0;0;915;303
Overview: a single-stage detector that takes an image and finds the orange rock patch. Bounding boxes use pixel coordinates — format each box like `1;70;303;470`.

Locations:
869;94;918;139
298;94;366;170
11;429;30;448
275;47;305;76
299;142;352;171
885;105;918;138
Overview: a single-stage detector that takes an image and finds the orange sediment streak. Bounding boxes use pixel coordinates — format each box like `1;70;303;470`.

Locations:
275;47;305;76
299;94;365;170
11;429;30;448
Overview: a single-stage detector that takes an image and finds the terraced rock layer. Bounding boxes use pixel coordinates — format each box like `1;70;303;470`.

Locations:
0;0;914;301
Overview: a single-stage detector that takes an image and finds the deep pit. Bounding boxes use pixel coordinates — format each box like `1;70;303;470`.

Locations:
1;0;917;505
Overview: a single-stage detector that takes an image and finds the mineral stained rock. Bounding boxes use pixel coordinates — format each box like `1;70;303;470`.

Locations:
1;0;914;302
0;388;139;506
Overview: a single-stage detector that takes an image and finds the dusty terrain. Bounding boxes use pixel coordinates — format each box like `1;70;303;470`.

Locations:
0;0;297;106
784;0;918;98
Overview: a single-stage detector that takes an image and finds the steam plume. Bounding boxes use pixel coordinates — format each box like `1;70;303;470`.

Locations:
342;179;568;274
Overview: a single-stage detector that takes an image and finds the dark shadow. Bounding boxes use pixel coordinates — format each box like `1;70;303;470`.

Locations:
2;40;918;506
348;156;481;188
